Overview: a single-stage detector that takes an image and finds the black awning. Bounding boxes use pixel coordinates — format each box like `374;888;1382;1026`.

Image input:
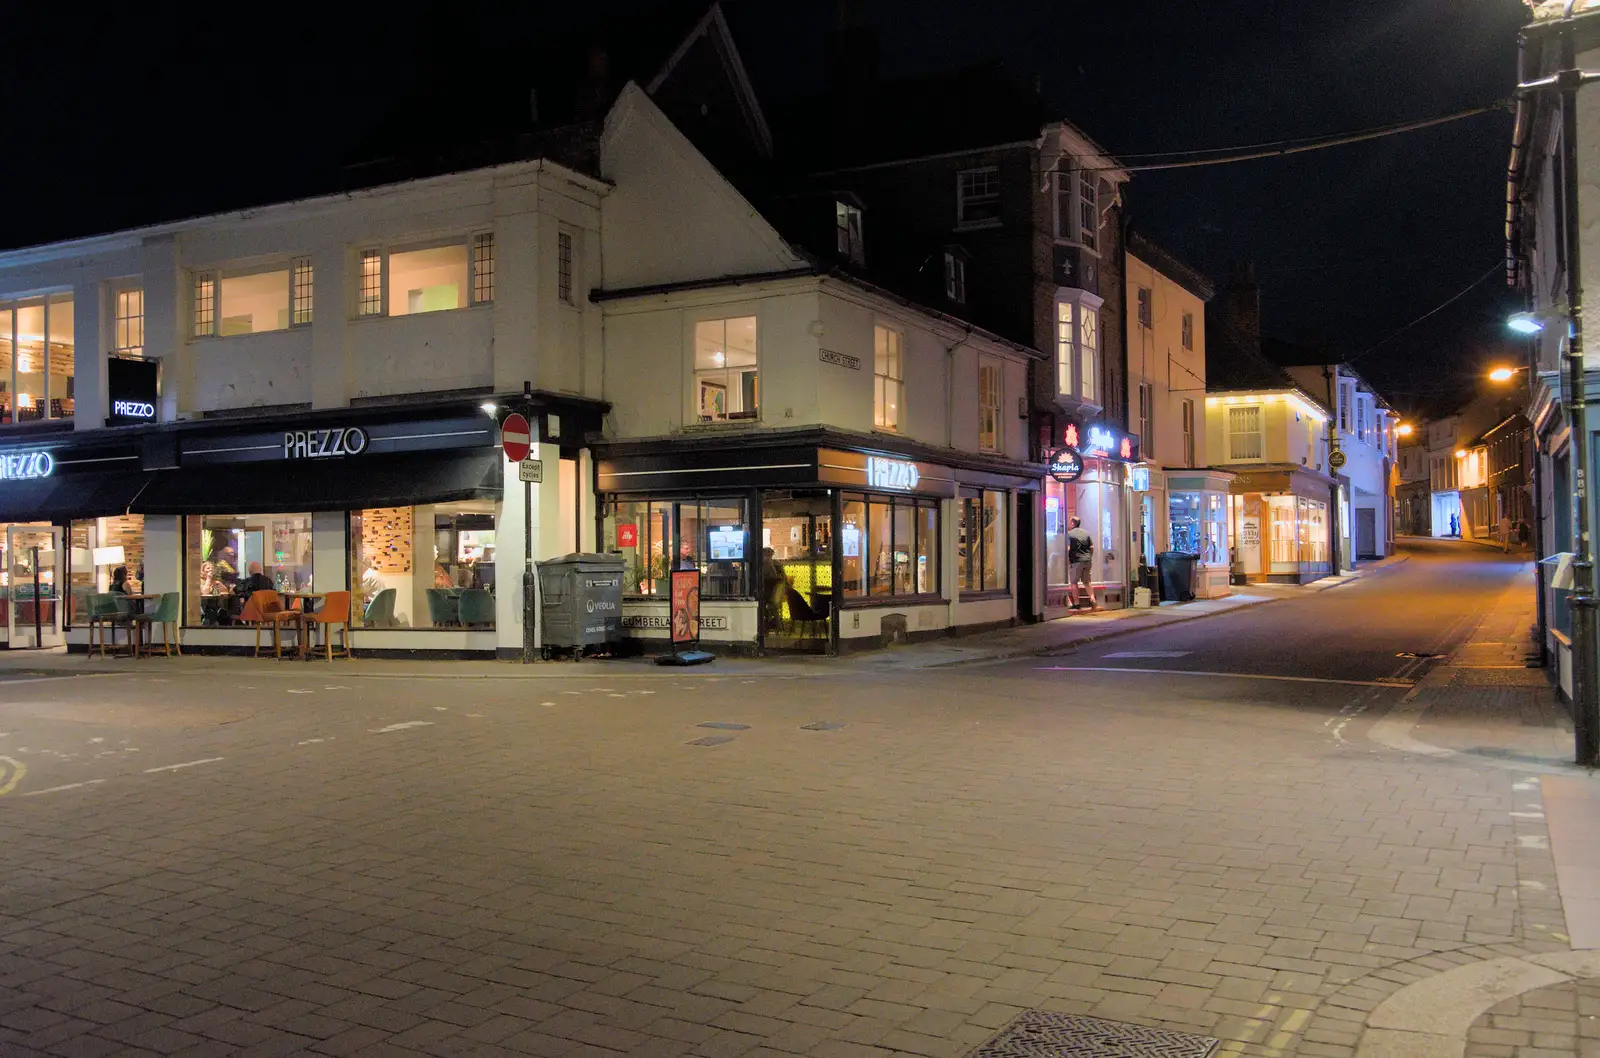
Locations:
0;470;149;523
132;448;503;515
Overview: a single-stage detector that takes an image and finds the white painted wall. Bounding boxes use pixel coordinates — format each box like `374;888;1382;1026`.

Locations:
1126;252;1208;469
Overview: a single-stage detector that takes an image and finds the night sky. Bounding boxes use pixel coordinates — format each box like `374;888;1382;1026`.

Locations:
2;0;1531;417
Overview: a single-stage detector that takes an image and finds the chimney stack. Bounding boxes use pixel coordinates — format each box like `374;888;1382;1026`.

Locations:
1221;261;1261;352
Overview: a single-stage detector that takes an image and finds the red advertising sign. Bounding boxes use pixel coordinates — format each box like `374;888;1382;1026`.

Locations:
500;412;531;462
670;569;700;646
617;523;638;548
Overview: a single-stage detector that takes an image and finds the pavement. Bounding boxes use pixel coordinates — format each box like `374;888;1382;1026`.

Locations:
0;537;1594;1058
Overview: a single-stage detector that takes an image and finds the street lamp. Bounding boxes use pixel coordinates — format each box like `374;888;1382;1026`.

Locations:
1488;366;1522;382
1508;312;1545;334
1396;423;1415;437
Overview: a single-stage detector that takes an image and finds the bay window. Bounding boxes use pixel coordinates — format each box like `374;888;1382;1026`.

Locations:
693;316;758;423
1054;167;1103;252
1055;296;1101;403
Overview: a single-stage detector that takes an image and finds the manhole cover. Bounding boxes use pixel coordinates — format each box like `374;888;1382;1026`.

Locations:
697;722;751;730
1395;651;1446;660
973;1011;1218;1058
800;721;844;731
685;735;735;747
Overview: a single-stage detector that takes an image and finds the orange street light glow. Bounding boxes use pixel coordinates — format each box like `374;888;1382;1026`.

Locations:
1455;449;1467;458
1396;423;1414;437
1488;366;1516;382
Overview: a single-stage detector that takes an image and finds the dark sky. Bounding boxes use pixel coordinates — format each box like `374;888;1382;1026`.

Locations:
2;0;1531;417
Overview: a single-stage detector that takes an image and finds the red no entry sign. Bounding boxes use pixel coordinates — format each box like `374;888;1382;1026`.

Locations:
500;412;531;462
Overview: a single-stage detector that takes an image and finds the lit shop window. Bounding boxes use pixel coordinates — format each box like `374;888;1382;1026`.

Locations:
349;502;498;629
191;262;311;336
355;234;494;317
693;317;758;422
0;294;74;424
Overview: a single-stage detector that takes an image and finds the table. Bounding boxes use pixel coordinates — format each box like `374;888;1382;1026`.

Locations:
122;594;161;657
278;593;325;659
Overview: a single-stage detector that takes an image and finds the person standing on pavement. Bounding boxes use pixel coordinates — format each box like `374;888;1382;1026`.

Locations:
1499;513;1513;553
1066;516;1096;610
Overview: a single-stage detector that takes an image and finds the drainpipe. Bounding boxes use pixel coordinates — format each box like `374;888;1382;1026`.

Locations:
1324;364;1343;575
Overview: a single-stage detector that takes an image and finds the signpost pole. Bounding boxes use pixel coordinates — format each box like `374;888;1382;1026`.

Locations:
519;384;538;664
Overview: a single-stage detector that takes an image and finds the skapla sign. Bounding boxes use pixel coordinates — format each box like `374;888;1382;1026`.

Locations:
1047;447;1084;484
0;450;54;481
283;427;369;460
866;456;920;491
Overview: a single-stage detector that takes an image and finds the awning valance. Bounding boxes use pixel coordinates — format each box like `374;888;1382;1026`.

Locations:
0;469;149;523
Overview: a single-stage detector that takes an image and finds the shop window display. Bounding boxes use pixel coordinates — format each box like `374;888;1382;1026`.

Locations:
841;493;939;599
349;501;498;629
603;497;748;599
958;489;1008;593
67;515;146;626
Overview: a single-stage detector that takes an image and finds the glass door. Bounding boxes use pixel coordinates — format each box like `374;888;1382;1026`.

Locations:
8;525;63;648
760;491;833;653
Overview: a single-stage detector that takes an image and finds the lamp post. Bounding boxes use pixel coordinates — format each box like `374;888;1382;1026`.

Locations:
1516;22;1600;764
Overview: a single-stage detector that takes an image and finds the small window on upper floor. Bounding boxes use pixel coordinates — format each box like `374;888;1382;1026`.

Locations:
874;325;903;432
956;167;1000;227
978;359;1003;454
836;201;864;265
1136;286;1152;328
355;233;493;318
1181;311;1194;350
191;260;311;337
114;288;144;356
1054;167;1104;253
557;230;575;305
944;251;967;304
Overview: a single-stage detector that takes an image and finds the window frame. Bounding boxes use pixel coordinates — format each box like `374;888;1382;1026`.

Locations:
944;252;967;304
958;487;1010;597
189;261;310;338
605;495;752;601
1181;399;1196;466
835;201;864;264
1138;382;1154;456
1053;292;1103;404
873;324;904;433
956;167;1001;228
978;358;1002;454
353;232;494;318
1136;286;1152;328
557;229;575;306
1053;167;1103;254
689;313;760;425
113;286;145;356
1226;404;1264;461
1181;311;1194;351
0;294;75;424
840;491;942;603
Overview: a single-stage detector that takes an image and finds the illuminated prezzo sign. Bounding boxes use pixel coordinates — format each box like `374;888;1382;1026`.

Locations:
283;427;369;459
0;450;54;481
866;456;921;491
111;400;155;420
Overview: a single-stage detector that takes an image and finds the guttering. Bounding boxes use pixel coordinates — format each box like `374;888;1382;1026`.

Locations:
589;267;821;302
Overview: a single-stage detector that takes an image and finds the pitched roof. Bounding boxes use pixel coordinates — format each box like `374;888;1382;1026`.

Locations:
1205;308;1305;394
1127;231;1215;302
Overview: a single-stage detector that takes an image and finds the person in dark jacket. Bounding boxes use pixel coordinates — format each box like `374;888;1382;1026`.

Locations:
109;566;132;595
236;561;274;598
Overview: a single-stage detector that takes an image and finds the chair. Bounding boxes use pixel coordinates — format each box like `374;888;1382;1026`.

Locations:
133;592;182;658
240;589;298;658
457;588;494;628
300;591;352;660
424;589;460;627
87;593;133;658
363;588;397;629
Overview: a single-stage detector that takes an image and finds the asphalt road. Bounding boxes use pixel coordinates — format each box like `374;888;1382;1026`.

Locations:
0;539;1555;1058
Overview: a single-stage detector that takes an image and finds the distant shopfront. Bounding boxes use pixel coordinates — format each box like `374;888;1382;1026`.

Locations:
595;430;1039;654
1043;421;1141;614
1227;466;1335;584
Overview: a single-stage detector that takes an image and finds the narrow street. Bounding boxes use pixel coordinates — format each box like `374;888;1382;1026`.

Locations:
0;540;1582;1058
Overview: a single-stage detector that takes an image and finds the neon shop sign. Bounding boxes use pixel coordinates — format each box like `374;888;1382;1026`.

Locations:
866;456;921;491
0;450;54;481
1063;422;1139;463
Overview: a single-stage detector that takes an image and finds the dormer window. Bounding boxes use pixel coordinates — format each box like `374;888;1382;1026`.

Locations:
944;251;967;304
835;201;864;265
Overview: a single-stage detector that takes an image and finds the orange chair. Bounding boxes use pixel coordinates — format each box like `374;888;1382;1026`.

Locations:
240;589;300;658
300;591;352;660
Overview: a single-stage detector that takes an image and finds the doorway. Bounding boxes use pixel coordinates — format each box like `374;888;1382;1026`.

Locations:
1357;507;1377;558
760;491;833;653
7;525;63;649
1015;493;1036;621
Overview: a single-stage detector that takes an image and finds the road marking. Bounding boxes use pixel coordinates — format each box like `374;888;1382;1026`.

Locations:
1034;666;1414;688
286;689;313;695
369;721;433;734
296;738;329;745
143;757;224;774
0;756;25;797
23;779;105;797
1103;650;1191;658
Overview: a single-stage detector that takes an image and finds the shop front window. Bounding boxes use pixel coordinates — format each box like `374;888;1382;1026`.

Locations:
604;497;749;599
349;502;498;629
187;513;313;626
763;492;833;641
959;489;1008;594
1298;497;1329;567
1268;496;1298;573
67;515;146;626
1203;494;1226;566
1169;492;1202;556
841;492;939;599
1045;479;1070;586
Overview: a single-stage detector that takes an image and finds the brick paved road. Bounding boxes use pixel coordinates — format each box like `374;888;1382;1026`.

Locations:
0;542;1575;1057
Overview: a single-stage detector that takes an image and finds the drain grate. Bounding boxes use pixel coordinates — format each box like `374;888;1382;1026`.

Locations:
800;721;844;731
697;722;751;730
972;1011;1219;1058
685;735;735;747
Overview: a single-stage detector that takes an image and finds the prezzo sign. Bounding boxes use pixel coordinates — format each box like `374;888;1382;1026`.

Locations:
283;427;369;459
866;456;920;491
0;450;53;481
111;400;155;420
